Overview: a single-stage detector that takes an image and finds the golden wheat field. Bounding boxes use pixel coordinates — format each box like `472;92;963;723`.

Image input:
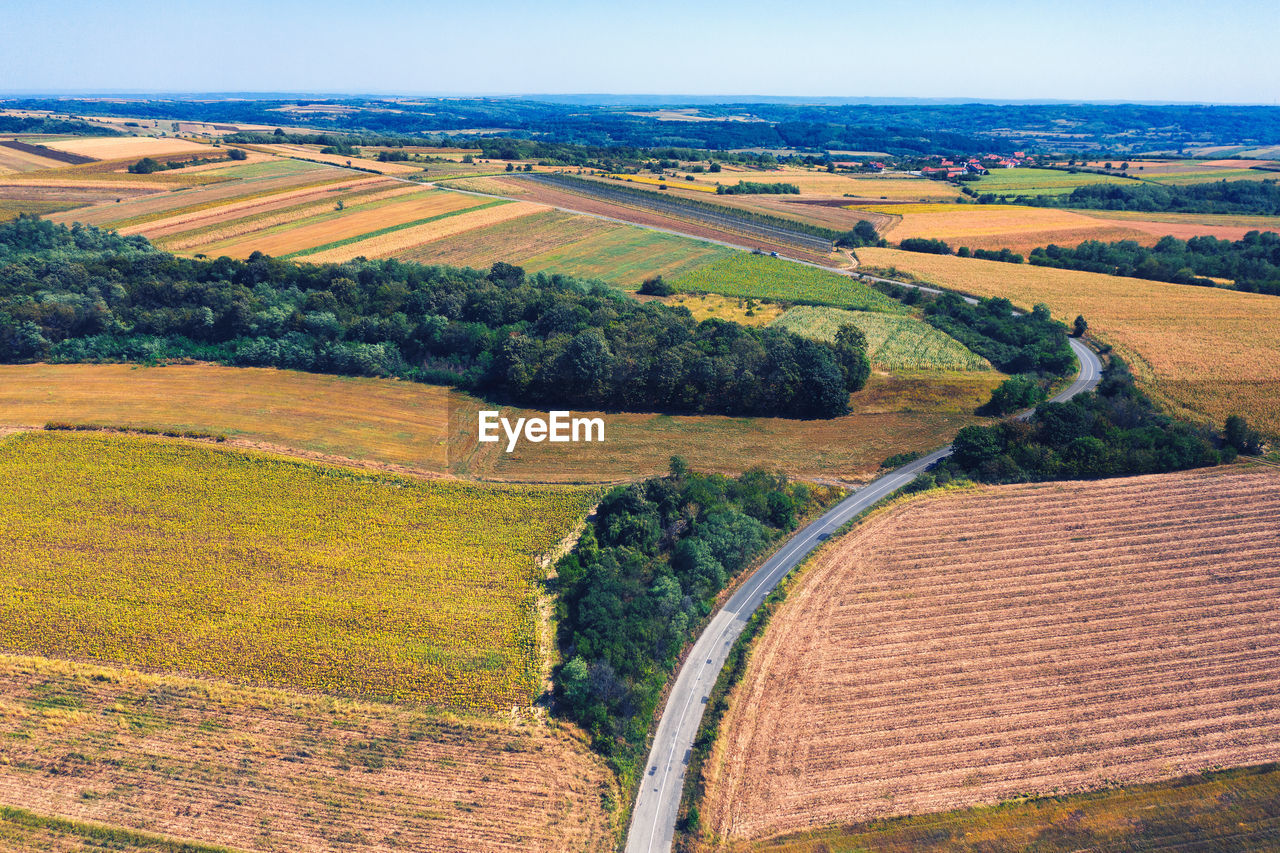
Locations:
858;247;1280;435
864;203;1152;253
0;431;595;712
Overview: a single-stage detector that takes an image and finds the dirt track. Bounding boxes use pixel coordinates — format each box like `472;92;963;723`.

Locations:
703;465;1280;843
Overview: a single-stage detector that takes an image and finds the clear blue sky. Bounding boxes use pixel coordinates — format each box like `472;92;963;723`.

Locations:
2;0;1276;103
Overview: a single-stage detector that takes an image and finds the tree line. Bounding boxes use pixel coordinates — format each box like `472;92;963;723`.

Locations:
553;461;839;783
1029;231;1280;294
1023;179;1280;217
0;218;868;419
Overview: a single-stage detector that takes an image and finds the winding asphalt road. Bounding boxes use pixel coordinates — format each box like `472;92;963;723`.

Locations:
624;337;1102;853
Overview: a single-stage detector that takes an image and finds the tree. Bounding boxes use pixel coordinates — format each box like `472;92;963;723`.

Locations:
227;148;248;161
506;162;515;172
1224;415;1262;455
1073;315;1088;337
638;275;674;296
833;324;870;392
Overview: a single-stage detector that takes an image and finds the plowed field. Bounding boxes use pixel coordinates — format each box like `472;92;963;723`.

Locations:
704;466;1280;844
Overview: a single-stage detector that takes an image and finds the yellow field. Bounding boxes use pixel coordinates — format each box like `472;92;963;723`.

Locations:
0;431;595;711
861;203;1151;253
0;363;451;472
298;199;547;262
859;247;1280;435
39;136;214;159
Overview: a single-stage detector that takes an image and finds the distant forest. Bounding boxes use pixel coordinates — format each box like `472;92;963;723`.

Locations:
0;218;868;419
9;97;1280;155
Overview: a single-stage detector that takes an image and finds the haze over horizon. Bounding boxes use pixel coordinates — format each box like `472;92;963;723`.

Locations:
3;0;1277;105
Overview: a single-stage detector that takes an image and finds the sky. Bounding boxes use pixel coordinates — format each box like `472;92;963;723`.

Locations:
2;0;1277;104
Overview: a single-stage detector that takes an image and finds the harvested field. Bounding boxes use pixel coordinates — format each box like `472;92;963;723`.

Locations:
390;207;731;285
0;140;95;165
862;202;1151;253
0;653;613;853
138;178;407;245
750;764;1280;853
207;189;489;258
38;135;212;159
1070;207;1280;242
0;363;450;472
450;370;1002;483
858;247;1280;435
663;170;963;201
673;253;904;312
47;159;349;229
0;362;993;483
704;465;1280;844
0;144;79;173
251;142;426;175
298;199;542;263
0;431;595;711
771;305;992;371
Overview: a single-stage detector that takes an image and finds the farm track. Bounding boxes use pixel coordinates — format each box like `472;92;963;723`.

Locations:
703;465;1280;843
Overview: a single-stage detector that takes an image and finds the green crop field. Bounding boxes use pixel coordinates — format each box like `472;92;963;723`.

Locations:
755;764;1280;853
772;305;991;371
970;167;1135;196
672;253;905;312
519;220;733;286
0;431;595;714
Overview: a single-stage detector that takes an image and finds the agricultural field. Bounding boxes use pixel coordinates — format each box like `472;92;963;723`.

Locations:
673;253;904;312
0;363;1000;484
388;207;727;283
1069;206;1280;242
38;135;212;159
703;465;1280;845
863;202;1153;253
0;655;613;853
296;199;544;263
450;370;1003;484
44;158;353;230
747;764;1280;853
858;247;1280;435
771;305;992;371
0;363;451;472
969;167;1136;196
0;431;596;712
192;188;502;259
461;175;836;263
1082;158;1280;185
